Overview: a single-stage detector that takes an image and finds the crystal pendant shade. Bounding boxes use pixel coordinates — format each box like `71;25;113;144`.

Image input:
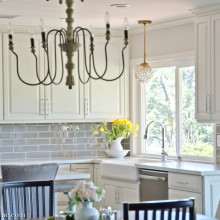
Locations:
135;64;154;83
135;20;153;84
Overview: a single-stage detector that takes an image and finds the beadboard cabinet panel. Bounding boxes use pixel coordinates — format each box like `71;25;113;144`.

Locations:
3;33;44;121
0;34;3;121
45;38;84;120
84;37;127;120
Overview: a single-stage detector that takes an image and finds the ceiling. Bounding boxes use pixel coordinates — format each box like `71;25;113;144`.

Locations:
0;0;220;31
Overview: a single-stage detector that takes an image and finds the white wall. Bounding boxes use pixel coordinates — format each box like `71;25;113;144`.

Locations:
130;23;194;59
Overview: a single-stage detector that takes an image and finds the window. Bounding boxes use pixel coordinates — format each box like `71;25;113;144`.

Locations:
144;65;213;159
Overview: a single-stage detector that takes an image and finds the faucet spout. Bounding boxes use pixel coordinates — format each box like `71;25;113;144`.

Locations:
144;120;167;161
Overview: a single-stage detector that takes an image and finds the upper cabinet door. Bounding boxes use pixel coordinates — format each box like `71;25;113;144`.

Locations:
0;34;3;121
211;14;220;121
84;36;128;120
45;36;84;120
195;16;212;122
3;33;44;121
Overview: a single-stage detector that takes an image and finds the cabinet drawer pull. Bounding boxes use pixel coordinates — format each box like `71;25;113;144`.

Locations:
140;174;166;182
177;181;189;185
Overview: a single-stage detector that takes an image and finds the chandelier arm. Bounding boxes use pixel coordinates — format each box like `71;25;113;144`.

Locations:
94;45;127;81
60;28;67;42
73;27;81;42
89;40;109;80
48;30;65;85
37;32;57;86
40;30;64;86
11;50;44;86
76;32;91;84
75;28;93;76
76;27;110;80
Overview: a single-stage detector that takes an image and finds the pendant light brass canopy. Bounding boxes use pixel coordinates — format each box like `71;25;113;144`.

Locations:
135;20;154;83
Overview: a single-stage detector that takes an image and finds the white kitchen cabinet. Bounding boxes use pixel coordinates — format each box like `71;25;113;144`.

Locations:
169;189;202;214
3;33;44;121
45;37;84;120
168;172;203;214
195;13;220;122
2;33;128;122
71;163;94;182
102;178;139;211
84;36;129;120
203;175;220;219
0;34;3;121
2;33;83;122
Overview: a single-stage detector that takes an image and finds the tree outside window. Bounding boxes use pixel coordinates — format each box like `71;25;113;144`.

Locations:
145;66;213;157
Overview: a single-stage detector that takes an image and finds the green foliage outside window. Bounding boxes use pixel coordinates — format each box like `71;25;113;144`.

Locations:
145;66;213;157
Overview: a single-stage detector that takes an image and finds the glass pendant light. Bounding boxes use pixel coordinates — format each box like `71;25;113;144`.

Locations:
135;20;154;83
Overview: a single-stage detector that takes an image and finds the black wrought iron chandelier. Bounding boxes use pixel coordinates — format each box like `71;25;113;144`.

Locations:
8;0;129;89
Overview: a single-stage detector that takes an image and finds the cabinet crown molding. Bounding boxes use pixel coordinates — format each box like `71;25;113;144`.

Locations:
191;4;220;16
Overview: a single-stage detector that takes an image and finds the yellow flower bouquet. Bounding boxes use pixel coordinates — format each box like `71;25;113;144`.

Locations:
94;119;139;145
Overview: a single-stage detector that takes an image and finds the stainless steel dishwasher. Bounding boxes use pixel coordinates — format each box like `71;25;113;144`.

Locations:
139;169;168;201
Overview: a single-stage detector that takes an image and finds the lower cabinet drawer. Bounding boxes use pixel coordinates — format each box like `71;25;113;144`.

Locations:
169;189;202;214
168;172;202;193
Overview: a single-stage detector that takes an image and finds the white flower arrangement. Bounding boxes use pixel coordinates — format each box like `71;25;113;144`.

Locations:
68;180;105;208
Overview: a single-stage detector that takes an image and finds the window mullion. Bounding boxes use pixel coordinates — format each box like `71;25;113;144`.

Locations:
176;67;183;158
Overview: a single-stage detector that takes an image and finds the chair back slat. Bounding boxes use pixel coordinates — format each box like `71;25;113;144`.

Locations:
175;208;180;220
123;198;196;220
42;186;46;217
30;187;33;218
36;187;39;218
144;210;148;220
168;208;172;220
49;182;54;216
160;209;164;220
182;207;186;220
153;209;156;220
23;187;27;218
1;180;54;220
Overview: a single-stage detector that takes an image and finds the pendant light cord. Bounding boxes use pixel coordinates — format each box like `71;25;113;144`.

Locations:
144;23;146;64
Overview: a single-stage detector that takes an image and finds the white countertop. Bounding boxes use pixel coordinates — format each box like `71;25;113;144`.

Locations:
1;157;220;176
135;161;220;175
0;157;104;166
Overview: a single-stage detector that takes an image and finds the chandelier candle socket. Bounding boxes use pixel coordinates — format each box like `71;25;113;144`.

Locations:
7;0;129;89
135;20;154;83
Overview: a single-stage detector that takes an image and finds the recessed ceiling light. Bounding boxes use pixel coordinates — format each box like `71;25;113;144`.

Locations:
111;4;131;8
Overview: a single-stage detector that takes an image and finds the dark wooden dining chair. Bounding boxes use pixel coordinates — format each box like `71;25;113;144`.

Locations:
0;180;54;220
123;198;196;220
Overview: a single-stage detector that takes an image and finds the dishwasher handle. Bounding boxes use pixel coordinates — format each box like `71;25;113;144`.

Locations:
140;174;167;182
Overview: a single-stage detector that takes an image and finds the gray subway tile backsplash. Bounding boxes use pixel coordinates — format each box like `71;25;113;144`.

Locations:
0;123;130;161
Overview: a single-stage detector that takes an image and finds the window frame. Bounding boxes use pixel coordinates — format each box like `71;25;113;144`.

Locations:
130;52;215;163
